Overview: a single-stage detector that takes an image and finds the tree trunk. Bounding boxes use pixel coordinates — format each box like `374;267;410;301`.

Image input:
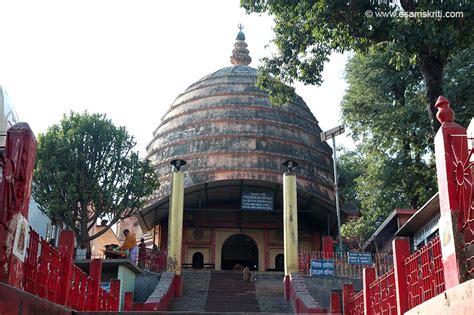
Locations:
418;54;444;135
78;237;92;259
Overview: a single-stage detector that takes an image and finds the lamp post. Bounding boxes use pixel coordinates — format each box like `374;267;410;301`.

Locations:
281;159;299;300
167;159;186;297
321;125;345;251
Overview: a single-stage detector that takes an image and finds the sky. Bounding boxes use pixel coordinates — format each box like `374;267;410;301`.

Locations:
0;0;353;155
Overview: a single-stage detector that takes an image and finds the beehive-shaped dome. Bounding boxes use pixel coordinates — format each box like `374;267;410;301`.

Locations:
139;27;337;229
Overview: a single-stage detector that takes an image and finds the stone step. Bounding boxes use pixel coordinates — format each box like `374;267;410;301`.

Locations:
204;271;260;312
169;269;211;312
168;270;292;313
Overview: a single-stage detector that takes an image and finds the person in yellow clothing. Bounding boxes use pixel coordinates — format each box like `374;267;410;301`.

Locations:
119;229;138;262
120;229;137;250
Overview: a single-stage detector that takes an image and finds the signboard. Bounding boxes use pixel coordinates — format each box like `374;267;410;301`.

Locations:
310;259;335;277
321;124;345;142
348;252;373;265
241;190;274;211
13;214;29;262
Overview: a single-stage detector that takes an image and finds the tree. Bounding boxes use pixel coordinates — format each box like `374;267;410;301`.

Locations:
444;44;474;127
339;43;473;244
241;0;473;134
342;47;438;205
32;112;159;251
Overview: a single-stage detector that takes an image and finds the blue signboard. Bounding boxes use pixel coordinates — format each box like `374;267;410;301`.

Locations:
310;259;335;277
348;252;373;265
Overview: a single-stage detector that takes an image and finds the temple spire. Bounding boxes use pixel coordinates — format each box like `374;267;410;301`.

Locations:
230;23;252;66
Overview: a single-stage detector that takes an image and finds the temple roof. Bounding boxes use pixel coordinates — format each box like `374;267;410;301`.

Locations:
138;27;338;230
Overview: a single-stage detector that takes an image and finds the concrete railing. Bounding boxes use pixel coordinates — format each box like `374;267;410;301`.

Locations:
124;271;177;311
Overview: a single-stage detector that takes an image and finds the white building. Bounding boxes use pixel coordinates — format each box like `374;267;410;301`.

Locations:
1;85;53;240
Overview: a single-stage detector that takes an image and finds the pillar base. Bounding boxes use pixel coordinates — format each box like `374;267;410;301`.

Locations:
283;275;291;301
174;274;183;297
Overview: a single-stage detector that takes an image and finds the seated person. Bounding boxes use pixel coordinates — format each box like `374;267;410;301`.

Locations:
242;266;252;281
232;262;244;271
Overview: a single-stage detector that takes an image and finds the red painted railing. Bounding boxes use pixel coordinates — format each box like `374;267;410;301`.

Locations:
405;236;445;309
139;248;167;272
369;268;397;314
346;290;364;315
298;250;392;279
343;237;445;315
23;227;120;311
449;133;474;277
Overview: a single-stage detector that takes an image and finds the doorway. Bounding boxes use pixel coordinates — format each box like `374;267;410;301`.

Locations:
275;254;284;271
192;252;204;269
221;234;258;271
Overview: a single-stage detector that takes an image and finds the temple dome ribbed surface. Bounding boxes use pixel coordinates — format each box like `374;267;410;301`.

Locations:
144;63;335;206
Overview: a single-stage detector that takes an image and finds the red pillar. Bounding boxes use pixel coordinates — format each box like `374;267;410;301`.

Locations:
322;236;333;259
342;284;354;315
264;230;269;270
160;225;168;252
181;227;186;267
0;123;36;288
312;232;321;251
433;96;470;288
330;290;341;314
57;230;75;305
392;238;410;315
363;267;376;315
283;275;291;301
210;228;216;265
89;259;103;311
109;279;121;311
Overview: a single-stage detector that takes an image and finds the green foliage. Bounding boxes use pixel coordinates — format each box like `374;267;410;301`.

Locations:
341;47;432;152
242;0;473;246
32;112;159;247
338;47;445;245
444;44;474;127
340;216;370;251
241;0;473;131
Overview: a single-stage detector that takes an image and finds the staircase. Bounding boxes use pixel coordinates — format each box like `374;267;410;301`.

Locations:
169;269;211;312
254;272;293;313
168;270;292;313
204;270;260;312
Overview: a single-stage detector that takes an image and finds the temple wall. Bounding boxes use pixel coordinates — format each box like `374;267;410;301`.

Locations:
180;226;320;271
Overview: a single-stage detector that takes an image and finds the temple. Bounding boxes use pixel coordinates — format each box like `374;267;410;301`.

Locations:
137;25;342;272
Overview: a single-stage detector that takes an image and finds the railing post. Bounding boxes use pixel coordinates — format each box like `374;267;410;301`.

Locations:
123;292;134;311
323;236;333;259
342;284;353;315
89;259;103;311
392;238;410;314
433;96;470;288
0;123;36;288
109;279;121;311
363;267;376;315
330;290;341;314
57;230;75;306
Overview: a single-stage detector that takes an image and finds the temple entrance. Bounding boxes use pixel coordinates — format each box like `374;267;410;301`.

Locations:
221;234;258;271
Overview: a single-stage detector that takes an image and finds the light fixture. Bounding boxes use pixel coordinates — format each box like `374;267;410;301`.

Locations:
282;160;298;172
170;159;187;171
